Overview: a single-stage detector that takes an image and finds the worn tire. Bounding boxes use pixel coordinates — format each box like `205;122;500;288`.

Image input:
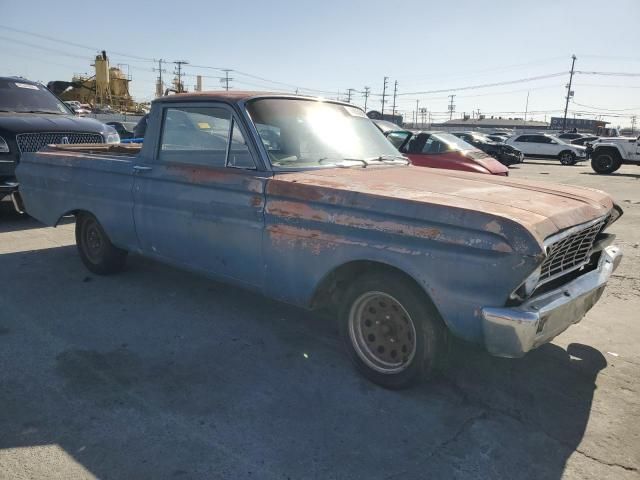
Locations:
559;150;577;165
591;151;622;174
339;271;446;389
75;213;127;275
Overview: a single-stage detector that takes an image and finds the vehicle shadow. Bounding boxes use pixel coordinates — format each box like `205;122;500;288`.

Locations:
0;246;609;480
0;202;73;233
523;158;587;167
581;172;640;179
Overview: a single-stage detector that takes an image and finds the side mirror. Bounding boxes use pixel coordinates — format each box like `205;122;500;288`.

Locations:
550;140;557;144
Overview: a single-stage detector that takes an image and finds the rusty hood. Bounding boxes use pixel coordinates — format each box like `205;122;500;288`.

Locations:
267;165;614;245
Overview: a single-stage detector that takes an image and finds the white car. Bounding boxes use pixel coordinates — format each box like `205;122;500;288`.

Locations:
505;133;587;165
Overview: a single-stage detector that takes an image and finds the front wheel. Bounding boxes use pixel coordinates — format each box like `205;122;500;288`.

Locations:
591;152;622;174
75;213;127;275
339;272;446;389
559;151;577;165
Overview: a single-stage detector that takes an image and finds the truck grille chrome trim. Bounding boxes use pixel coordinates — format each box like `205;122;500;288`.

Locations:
16;132;104;153
538;215;609;287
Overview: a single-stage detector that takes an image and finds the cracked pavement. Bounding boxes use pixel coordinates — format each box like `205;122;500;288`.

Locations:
0;161;639;479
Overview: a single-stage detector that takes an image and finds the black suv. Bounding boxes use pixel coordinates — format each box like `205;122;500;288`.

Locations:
451;131;523;166
0;77;119;203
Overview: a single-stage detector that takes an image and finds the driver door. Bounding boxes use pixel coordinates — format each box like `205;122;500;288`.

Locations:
132;102;267;287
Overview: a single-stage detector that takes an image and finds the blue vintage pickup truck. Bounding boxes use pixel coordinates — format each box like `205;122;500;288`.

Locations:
16;92;623;388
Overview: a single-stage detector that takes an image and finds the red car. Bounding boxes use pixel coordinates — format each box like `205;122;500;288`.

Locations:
376;122;509;176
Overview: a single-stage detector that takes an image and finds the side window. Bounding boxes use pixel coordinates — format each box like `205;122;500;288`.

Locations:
387;132;410;149
422;137;446;154
515;135;529;143
533;135;551;144
227;121;256;169
159;106;231;166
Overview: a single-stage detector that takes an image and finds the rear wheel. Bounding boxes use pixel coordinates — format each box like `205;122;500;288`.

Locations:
591;151;622;174
75;213;127;274
559;150;577;165
339;272;445;389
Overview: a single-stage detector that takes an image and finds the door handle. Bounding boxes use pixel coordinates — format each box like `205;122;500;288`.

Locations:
133;165;152;173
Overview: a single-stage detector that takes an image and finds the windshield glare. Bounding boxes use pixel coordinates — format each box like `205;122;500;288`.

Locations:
0;79;71;114
247;98;403;169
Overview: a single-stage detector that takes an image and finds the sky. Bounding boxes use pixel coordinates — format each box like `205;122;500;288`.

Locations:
1;0;639;128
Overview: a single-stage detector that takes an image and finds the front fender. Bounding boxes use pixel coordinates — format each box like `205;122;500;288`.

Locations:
262;193;542;344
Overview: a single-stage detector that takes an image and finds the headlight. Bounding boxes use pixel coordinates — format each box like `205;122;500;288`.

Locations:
104;132;120;144
0;136;9;153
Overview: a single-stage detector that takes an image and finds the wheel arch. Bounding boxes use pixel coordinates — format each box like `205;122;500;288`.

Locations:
310;259;442;322
593;145;623;159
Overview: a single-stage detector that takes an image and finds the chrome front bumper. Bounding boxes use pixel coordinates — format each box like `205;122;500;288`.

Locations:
481;245;622;358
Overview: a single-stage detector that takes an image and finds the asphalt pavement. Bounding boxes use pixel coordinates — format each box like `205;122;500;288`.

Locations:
0;160;638;480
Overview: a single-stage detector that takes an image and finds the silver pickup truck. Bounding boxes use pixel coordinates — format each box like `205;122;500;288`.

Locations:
16;92;623;388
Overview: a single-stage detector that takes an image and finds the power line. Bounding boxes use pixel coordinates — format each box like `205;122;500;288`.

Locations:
576;70;640;77
0;24;155;62
571;101;640;111
396;72;568;96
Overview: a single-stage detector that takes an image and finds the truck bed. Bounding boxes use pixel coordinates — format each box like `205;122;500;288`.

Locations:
46;143;143;156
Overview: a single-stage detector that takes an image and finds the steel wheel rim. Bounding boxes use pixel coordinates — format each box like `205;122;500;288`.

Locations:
597;155;613;170
83;219;104;264
348;291;417;374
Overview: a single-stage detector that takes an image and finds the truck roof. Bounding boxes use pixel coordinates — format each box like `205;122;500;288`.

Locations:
152;90;348;105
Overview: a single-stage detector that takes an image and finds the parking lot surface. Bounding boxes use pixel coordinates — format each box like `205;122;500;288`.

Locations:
1;160;639;480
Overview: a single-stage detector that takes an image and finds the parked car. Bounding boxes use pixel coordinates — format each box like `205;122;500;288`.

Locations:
105;121;138;140
485;134;506;143
589;135;640;174
0;76;119;204
451;131;523;166
557;132;584;140
16;92;623;389
400;131;509;175
571;135;599;146
505;133;588;165
64;101;92;116
373;122;508;175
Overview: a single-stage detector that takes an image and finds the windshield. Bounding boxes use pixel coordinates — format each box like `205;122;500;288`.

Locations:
246;98;404;169
433;132;478;150
0;79;72;114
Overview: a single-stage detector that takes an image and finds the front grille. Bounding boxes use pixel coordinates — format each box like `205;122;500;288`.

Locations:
539;216;608;285
16;132;104;153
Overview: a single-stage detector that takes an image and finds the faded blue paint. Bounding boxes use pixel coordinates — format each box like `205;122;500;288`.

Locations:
16;94;615;348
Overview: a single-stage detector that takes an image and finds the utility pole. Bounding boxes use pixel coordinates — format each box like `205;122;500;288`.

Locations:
562;54;577;132
346;88;355;103
363;87;370;112
173;60;189;93
220;69;233;91
381;76;388;117
632;115;637;135
524;91;530;125
448;94;456;120
415;99;419;127
154;59;167;97
391;80;398;118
